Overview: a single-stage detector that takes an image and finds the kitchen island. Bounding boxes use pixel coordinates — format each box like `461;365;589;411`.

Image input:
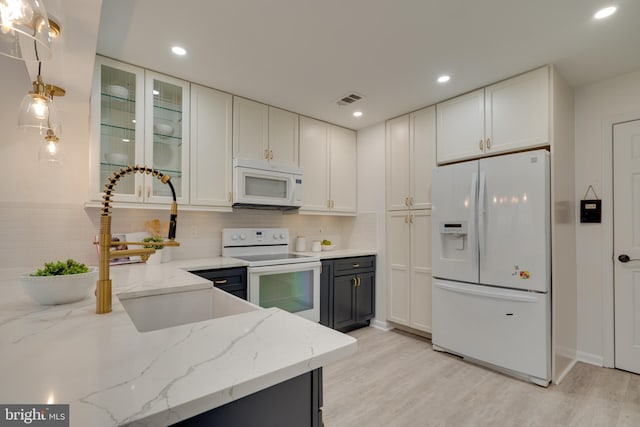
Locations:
0;258;357;426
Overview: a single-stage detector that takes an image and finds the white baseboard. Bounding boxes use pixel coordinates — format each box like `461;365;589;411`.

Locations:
370;319;393;331
554;357;578;385
576;351;604;367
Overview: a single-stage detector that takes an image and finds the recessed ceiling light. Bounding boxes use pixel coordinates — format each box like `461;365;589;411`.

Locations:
171;46;187;56
353;111;363;117
437;75;451;83
594;6;617;19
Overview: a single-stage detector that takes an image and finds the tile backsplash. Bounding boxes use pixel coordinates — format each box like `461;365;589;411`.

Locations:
0;201;377;269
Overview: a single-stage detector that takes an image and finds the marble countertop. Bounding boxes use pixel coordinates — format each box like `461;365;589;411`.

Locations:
0;258;357;426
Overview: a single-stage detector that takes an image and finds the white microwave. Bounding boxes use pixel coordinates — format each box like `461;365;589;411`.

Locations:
233;159;304;210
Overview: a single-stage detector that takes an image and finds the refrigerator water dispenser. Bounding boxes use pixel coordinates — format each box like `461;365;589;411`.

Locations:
439;221;468;252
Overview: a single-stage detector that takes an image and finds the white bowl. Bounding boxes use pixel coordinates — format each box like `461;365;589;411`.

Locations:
104;152;129;165
105;84;129;99
20;268;98;305
321;244;336;251
154;122;174;135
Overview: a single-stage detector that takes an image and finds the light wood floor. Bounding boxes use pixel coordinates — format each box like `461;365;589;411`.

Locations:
323;327;640;427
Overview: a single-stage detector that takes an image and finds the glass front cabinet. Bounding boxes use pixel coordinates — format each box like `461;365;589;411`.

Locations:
90;56;190;204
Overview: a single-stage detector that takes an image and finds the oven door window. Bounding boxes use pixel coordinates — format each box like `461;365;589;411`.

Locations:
245;175;288;199
258;270;313;313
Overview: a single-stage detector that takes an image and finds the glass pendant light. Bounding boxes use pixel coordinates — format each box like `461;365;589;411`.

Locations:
0;0;52;61
18;61;64;134
38;129;62;166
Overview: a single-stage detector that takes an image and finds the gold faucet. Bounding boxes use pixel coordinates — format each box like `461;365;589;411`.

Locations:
96;165;180;314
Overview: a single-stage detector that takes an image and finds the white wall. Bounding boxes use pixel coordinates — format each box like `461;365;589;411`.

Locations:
574;69;640;364
354;123;387;324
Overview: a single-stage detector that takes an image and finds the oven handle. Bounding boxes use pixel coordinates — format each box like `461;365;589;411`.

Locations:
247;261;321;274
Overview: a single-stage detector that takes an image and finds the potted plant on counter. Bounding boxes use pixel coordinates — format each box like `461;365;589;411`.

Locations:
20;259;98;305
143;236;170;264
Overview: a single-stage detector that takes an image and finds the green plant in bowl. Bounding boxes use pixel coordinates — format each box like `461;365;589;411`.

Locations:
21;259;97;305
30;259;89;276
143;236;164;250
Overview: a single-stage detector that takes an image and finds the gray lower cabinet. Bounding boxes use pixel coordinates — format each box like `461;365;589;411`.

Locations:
320;256;376;332
190;267;247;300
173;368;323;427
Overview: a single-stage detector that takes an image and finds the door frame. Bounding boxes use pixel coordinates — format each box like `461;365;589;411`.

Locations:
602;111;640;368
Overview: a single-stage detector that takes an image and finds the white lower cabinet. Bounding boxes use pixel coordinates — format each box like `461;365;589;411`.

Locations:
189;84;233;208
387;210;432;332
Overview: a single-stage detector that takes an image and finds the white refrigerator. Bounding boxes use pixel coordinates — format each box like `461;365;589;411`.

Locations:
431;149;551;386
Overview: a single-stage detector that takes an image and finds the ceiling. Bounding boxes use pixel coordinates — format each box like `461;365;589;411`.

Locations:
56;0;640;130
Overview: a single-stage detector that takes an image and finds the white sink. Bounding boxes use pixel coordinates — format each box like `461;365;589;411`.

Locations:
118;287;259;332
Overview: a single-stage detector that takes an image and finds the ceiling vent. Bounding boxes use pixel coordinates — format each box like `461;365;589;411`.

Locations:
335;92;365;106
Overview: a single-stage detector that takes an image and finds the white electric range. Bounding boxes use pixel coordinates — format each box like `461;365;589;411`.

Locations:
222;228;320;322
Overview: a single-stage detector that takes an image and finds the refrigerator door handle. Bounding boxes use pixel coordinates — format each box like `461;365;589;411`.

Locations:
478;171;486;264
471;171;479;272
434;281;540;303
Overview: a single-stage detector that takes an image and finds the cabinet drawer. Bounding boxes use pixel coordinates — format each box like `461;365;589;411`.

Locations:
333;256;376;275
190;267;247;300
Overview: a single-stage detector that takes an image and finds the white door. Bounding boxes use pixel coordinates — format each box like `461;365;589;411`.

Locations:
613;119;640;374
385;114;411;211
411;106;436;210
299;117;330;212
233;96;269;162
484;66;549;156
436;88;485;164
410;210;432;332
329;125;357;213
387;211;411;325
268;106;298;167
189;84;232;207
479;150;550;292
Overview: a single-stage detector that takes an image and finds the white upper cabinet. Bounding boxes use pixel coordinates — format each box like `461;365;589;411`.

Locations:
190;84;233;208
145;71;190;205
386;106;436;211
90;56;190;205
268;106;299;167
436;89;485;164
329;125;357;213
299;117;357;215
436;66;549;164
484;66;549;155
233;97;269;163
233;97;299;167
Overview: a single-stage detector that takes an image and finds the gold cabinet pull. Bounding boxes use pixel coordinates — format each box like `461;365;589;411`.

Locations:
327;200;331;208
228;192;232;202
213;279;228;285
404;215;409;224
352;277;357;287
269;150;274;160
352;263;360;268
486;137;491;149
409;197;414;206
405;197;409;207
264;149;270;159
137;185;142;198
146;186;151;199
356;276;361;287
479;139;484;151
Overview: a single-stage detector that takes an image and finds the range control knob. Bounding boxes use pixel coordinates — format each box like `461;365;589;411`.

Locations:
231;234;238;241
239;234;246;240
279;234;286;239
